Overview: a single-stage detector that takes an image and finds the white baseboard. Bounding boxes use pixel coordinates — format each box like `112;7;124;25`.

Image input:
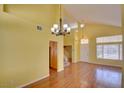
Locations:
57;68;64;72
81;61;122;68
18;74;49;88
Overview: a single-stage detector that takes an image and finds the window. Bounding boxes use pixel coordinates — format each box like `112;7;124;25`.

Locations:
80;39;89;44
96;35;122;60
96;35;122;43
97;45;103;58
97;44;122;60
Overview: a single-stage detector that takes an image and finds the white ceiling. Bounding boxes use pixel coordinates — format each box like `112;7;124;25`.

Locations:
63;4;121;27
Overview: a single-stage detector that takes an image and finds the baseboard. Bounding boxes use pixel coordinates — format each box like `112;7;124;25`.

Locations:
18;74;49;88
80;61;122;68
57;68;64;72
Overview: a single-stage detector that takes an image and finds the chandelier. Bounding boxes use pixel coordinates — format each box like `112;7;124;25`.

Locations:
51;5;71;36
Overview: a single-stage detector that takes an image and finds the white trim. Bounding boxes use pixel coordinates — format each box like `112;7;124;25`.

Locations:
87;61;122;68
57;68;64;72
18;74;49;88
78;61;122;67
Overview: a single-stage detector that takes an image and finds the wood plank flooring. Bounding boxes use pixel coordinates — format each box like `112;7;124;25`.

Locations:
25;62;122;88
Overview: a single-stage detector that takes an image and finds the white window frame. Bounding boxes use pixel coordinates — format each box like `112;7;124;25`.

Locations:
96;35;123;61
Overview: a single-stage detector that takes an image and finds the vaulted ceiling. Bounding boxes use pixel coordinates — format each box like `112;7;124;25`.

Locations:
63;4;121;27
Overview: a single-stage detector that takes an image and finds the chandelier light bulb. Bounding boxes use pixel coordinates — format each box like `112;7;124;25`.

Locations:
55;29;59;33
53;24;59;29
67;27;71;31
63;24;68;28
51;28;55;32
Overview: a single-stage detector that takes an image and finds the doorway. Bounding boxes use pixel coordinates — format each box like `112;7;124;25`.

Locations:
80;43;89;62
49;41;57;73
64;45;72;67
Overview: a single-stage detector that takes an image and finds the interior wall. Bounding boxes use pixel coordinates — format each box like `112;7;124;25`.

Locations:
0;4;64;87
64;46;72;62
73;30;80;62
0;4;3;12
76;23;84;62
83;23;122;67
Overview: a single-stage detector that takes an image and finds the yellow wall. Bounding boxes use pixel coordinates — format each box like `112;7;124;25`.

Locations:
0;4;3;12
0;4;64;87
83;23;122;67
73;29;81;63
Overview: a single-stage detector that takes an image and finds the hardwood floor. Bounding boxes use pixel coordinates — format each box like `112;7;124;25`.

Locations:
25;62;122;88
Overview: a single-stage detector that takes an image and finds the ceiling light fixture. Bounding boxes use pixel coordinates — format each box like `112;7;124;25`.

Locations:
51;5;71;36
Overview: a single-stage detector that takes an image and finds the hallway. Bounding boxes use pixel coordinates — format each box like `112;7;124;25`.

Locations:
25;62;122;88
